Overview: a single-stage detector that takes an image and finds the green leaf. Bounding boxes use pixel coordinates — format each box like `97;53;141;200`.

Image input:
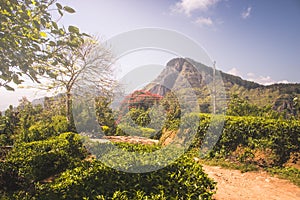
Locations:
40;32;47;37
57;40;65;46
48;72;57;79
68;25;79;34
51;60;58;66
12;74;23;84
4;85;14;91
56;3;63;9
58;9;64;16
33;20;40;29
82;33;91;37
59;28;66;36
49;41;56;46
52;21;58;30
63;6;76;13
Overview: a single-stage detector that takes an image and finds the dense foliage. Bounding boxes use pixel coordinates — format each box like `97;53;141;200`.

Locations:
182;113;300;167
0;98;68;145
0;96;217;199
0;132;87;195
1;140;216;199
112;90;182;139
113;90;165;138
0;0;84;90
95;97;117;135
226;94;281;118
34;144;215;200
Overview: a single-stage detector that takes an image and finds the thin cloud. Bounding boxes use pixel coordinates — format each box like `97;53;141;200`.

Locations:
247;72;275;85
194;17;214;26
228;71;291;86
241;6;252;19
277;80;290;84
171;0;220;16
227;67;242;77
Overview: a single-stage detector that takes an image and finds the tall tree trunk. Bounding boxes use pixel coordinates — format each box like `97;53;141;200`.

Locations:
66;91;76;132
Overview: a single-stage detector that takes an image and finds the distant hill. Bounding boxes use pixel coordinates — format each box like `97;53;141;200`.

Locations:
145;58;300;115
31;93;65;108
28;58;300;116
32;97;45;107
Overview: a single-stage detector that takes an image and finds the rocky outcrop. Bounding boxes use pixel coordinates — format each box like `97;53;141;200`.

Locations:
145;58;203;97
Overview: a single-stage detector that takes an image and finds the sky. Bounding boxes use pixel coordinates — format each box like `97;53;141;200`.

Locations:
1;0;300;110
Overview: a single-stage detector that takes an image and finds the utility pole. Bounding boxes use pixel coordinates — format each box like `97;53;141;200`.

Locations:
213;61;216;115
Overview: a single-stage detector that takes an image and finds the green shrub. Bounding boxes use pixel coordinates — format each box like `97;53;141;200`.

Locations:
267;166;300;187
4;132;87;182
50;115;69;134
177;114;300;167
27;121;53;141
35;144;216;199
22;115;69;142
116;124;156;138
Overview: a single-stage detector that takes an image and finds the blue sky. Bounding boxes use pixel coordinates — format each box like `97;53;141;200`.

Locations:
57;0;300;83
1;0;300;110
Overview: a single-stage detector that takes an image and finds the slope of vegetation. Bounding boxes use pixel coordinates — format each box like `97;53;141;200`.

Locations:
0;136;216;199
35;147;215;200
184;58;300;118
1;0;300;198
0;99;216;199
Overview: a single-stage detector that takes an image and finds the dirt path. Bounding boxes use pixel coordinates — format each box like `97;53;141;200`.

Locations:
90;136;300;199
202;164;300;200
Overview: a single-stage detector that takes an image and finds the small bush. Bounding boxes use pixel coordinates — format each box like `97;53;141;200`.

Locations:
267;166;300;187
35;144;216;199
116;124;156;138
25;115;69;142
4;132;87;183
175;113;300;167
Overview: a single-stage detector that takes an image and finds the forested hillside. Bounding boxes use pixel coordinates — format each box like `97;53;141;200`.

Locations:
146;58;300;118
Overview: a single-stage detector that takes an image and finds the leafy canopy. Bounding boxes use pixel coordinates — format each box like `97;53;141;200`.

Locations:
0;0;85;90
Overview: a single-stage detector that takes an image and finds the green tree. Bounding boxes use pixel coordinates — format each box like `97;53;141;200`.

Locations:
160;92;181;121
0;105;19;145
17;97;44;142
227;94;281;118
0;0;82;90
95;96;117;135
2;105;19;135
293;97;300;118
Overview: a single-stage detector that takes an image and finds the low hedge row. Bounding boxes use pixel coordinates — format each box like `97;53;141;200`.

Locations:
35;147;216;200
1;132;87;193
185;114;300;166
2;137;216;199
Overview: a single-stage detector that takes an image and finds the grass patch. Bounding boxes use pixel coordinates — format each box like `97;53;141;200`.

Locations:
198;158;259;173
267;167;300;187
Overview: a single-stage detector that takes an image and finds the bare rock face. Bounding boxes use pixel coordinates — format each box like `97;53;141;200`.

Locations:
145;58;203;97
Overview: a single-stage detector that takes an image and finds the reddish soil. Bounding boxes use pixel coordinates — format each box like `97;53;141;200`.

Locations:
102;135;159;145
92;136;300;199
202;164;300;200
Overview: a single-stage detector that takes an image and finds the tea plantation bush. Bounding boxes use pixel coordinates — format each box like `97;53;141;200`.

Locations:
23;115;69;142
1;139;216;199
187;113;300;167
0;132;87;193
35;147;216;200
116;124;156;137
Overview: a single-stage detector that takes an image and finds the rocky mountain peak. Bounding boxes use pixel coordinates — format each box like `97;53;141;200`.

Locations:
144;58;203;96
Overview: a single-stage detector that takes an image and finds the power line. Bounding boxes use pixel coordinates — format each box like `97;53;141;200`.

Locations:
212;61;216;114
